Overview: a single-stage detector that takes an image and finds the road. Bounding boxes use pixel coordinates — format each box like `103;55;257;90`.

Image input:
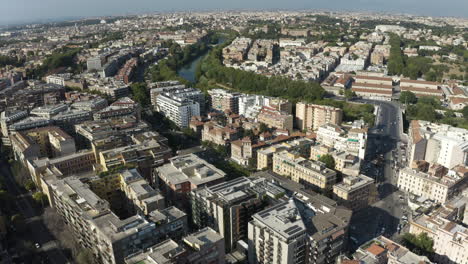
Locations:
348;99;410;249
0;161;70;264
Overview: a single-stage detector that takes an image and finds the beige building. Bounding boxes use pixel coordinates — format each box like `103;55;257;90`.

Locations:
273;150;337;191
295;102;342;131
333;175;376;211
409;209;468;264
397;167;468;204
310;145;361;176
257;106;293;132
349;235;433;264
45;174;188;264
27;150;96;185
155;154;226;206
248;190;352;264
98;133;172;182
201;122;239;146
125;227;225;264
208;89;241;113
10;126;76;164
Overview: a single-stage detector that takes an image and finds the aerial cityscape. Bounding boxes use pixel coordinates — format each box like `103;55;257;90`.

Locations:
0;3;467;264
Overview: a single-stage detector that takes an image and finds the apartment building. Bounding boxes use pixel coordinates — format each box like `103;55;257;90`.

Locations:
89;82;130;100
208;89;241;114
191;177;285;252
125;227;225;264
397;167;468;204
248;193;352;264
155;154;226;206
222;37;252;64
156;92;200;128
149;82;186;106
349;235;433;263
119;169;166;215
409;210;468;264
316;120;368;160
72;98;108;112
257;106;293;132
333;175;376;211
0;109;28;143
256;137;314;170
75;116;149;147
52;109;93;134
310;145;361;176
201;121;239;146
151;85;205;114
10;126;76;163
93;97;141;121
27;150;96;185
273;150;337;191
46;176;188;264
238;95;292;119
295;102;343;131
98;135;172;183
408;120;468;169
30;104;68;118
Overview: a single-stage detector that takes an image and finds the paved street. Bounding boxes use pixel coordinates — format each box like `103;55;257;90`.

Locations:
0;161;70;264
349;99;410;249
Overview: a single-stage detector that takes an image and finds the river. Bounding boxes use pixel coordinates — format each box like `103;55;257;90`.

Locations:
176;51;209;83
177;37;225;83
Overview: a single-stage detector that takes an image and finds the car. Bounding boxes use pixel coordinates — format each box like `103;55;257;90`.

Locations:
402;215;408;221
35;243;41;249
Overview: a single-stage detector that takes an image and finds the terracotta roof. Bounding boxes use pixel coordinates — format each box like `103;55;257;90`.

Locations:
352;87;393;95
352;82;393;90
449;96;468;105
342;261;360;264
400;79;440;86
411;120;423;143
355;75;393;82
366;244;386;256
452;87;465;96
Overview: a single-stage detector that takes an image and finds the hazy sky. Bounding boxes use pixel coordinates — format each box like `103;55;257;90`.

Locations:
1;0;467;25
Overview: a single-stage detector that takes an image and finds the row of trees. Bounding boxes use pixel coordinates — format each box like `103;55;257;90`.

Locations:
387;34;447;81
401;91;468;129
28;47;81;78
196;41;326;103
0;54;25;68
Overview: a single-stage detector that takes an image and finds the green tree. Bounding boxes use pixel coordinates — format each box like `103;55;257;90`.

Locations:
400;91;417;105
130;82;150;107
402;232;434;258
417;104;437;122
344;89;356;100
318;154;336;169
462;106;468;120
32;192;48;207
24;180;36;191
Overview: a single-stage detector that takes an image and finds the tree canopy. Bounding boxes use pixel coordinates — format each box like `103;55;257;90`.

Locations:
318;154;336;169
400;91;417;104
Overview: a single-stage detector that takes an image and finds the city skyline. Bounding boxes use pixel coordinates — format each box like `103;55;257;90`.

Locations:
1;0;468;26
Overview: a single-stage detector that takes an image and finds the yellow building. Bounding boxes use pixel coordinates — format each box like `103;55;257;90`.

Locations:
273;150;337;191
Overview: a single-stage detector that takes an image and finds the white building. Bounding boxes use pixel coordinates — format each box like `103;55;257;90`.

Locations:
408;120;468;169
397;167;468;204
156;93;200;128
316;120;368;160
